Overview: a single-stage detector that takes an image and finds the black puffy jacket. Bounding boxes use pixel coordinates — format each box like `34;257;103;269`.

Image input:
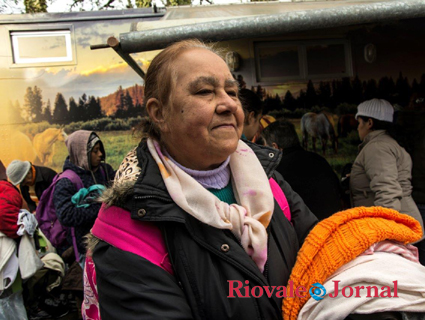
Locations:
93;141;317;320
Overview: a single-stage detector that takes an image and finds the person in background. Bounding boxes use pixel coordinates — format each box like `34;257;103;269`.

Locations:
240;88;263;141
6;160;56;213
350;99;423;232
53;130;115;266
262;120;342;220
0;159;28;319
397;93;425;264
83;39;317;320
253;114;277;145
0;160;22;239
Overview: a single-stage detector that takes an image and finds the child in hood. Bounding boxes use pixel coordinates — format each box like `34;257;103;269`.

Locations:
53;131;115;262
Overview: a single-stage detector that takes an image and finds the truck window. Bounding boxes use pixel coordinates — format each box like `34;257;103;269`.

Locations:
11;30;73;65
254;39;352;83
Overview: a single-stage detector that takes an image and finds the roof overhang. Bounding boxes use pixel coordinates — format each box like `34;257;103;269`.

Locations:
91;0;425;79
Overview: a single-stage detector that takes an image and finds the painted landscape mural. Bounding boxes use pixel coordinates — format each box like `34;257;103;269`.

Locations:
0;13;159;173
1;12;425;180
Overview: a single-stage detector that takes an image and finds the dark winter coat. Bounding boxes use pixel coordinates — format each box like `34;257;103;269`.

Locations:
275;145;342;220
54;158;114;254
20;165;56;212
0;180;22;239
92;141;318;320
397;110;425;204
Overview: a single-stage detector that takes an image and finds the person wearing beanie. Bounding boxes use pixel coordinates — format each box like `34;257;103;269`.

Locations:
350;98;423;232
6;159;57;212
283;206;425;320
52;130;115;263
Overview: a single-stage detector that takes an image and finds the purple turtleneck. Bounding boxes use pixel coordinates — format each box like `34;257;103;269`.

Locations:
163;149;231;189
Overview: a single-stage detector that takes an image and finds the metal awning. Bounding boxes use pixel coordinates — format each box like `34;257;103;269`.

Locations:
91;0;425;79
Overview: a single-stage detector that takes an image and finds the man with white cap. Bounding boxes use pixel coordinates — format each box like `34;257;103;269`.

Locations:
6;160;56;212
350;98;423;233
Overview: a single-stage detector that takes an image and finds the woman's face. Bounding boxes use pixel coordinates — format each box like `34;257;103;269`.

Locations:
243;112;262;141
160;48;244;170
90;142;103;169
357;117;372;141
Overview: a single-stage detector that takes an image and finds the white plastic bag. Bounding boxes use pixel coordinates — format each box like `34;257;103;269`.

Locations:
0;291;28;320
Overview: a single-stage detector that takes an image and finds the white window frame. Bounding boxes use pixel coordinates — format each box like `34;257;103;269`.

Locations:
254;39;353;84
11;29;74;65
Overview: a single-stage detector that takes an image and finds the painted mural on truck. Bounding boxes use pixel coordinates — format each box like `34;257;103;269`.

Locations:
1;7;425;179
0;10;162;173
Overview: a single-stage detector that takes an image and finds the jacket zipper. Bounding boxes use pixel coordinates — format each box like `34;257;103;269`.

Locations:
134;195;172;202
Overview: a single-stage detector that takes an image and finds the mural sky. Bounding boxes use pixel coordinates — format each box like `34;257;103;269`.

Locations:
0;18;159;112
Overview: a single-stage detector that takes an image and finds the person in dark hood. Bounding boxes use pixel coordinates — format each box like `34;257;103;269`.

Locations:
53;130;115;263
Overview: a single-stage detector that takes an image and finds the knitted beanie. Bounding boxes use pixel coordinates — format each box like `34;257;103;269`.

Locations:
282;206;423;320
6;160;31;186
260;115;276;131
355;98;394;123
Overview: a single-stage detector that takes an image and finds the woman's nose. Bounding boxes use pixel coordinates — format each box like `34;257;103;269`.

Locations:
216;91;239;114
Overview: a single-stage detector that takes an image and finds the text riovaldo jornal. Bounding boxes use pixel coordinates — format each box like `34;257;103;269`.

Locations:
227;280;399;299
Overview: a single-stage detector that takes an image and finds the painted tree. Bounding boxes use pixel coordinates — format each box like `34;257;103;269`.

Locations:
52;93;69;124
378;76;396;104
78;94;88;121
363;79;378;101
86;95;102;119
69;97;79;123
395;72;411;107
5;100;24;125
22;87;34;121
115;86;126;118
42;99;53;123
419;74;425;94
282;90;296;112
411;78;420;94
317;81;332;108
124;90;136;117
263;95;281;114
351;76;363;105
32;86;44;122
23;86;43;122
305;80;318;108
297;89;306;109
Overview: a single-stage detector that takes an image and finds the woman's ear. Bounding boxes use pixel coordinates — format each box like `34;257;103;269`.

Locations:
247;111;256;125
146;98;168;132
367;118;374;130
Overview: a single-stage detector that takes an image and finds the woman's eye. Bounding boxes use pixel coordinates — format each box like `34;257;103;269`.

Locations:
227;90;238;97
196;89;213;95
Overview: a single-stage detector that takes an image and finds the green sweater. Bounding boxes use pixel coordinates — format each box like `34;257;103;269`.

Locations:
208;182;236;205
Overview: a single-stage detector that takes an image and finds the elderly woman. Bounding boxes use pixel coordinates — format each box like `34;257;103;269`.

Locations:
83;39;317;320
350;99;423;230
